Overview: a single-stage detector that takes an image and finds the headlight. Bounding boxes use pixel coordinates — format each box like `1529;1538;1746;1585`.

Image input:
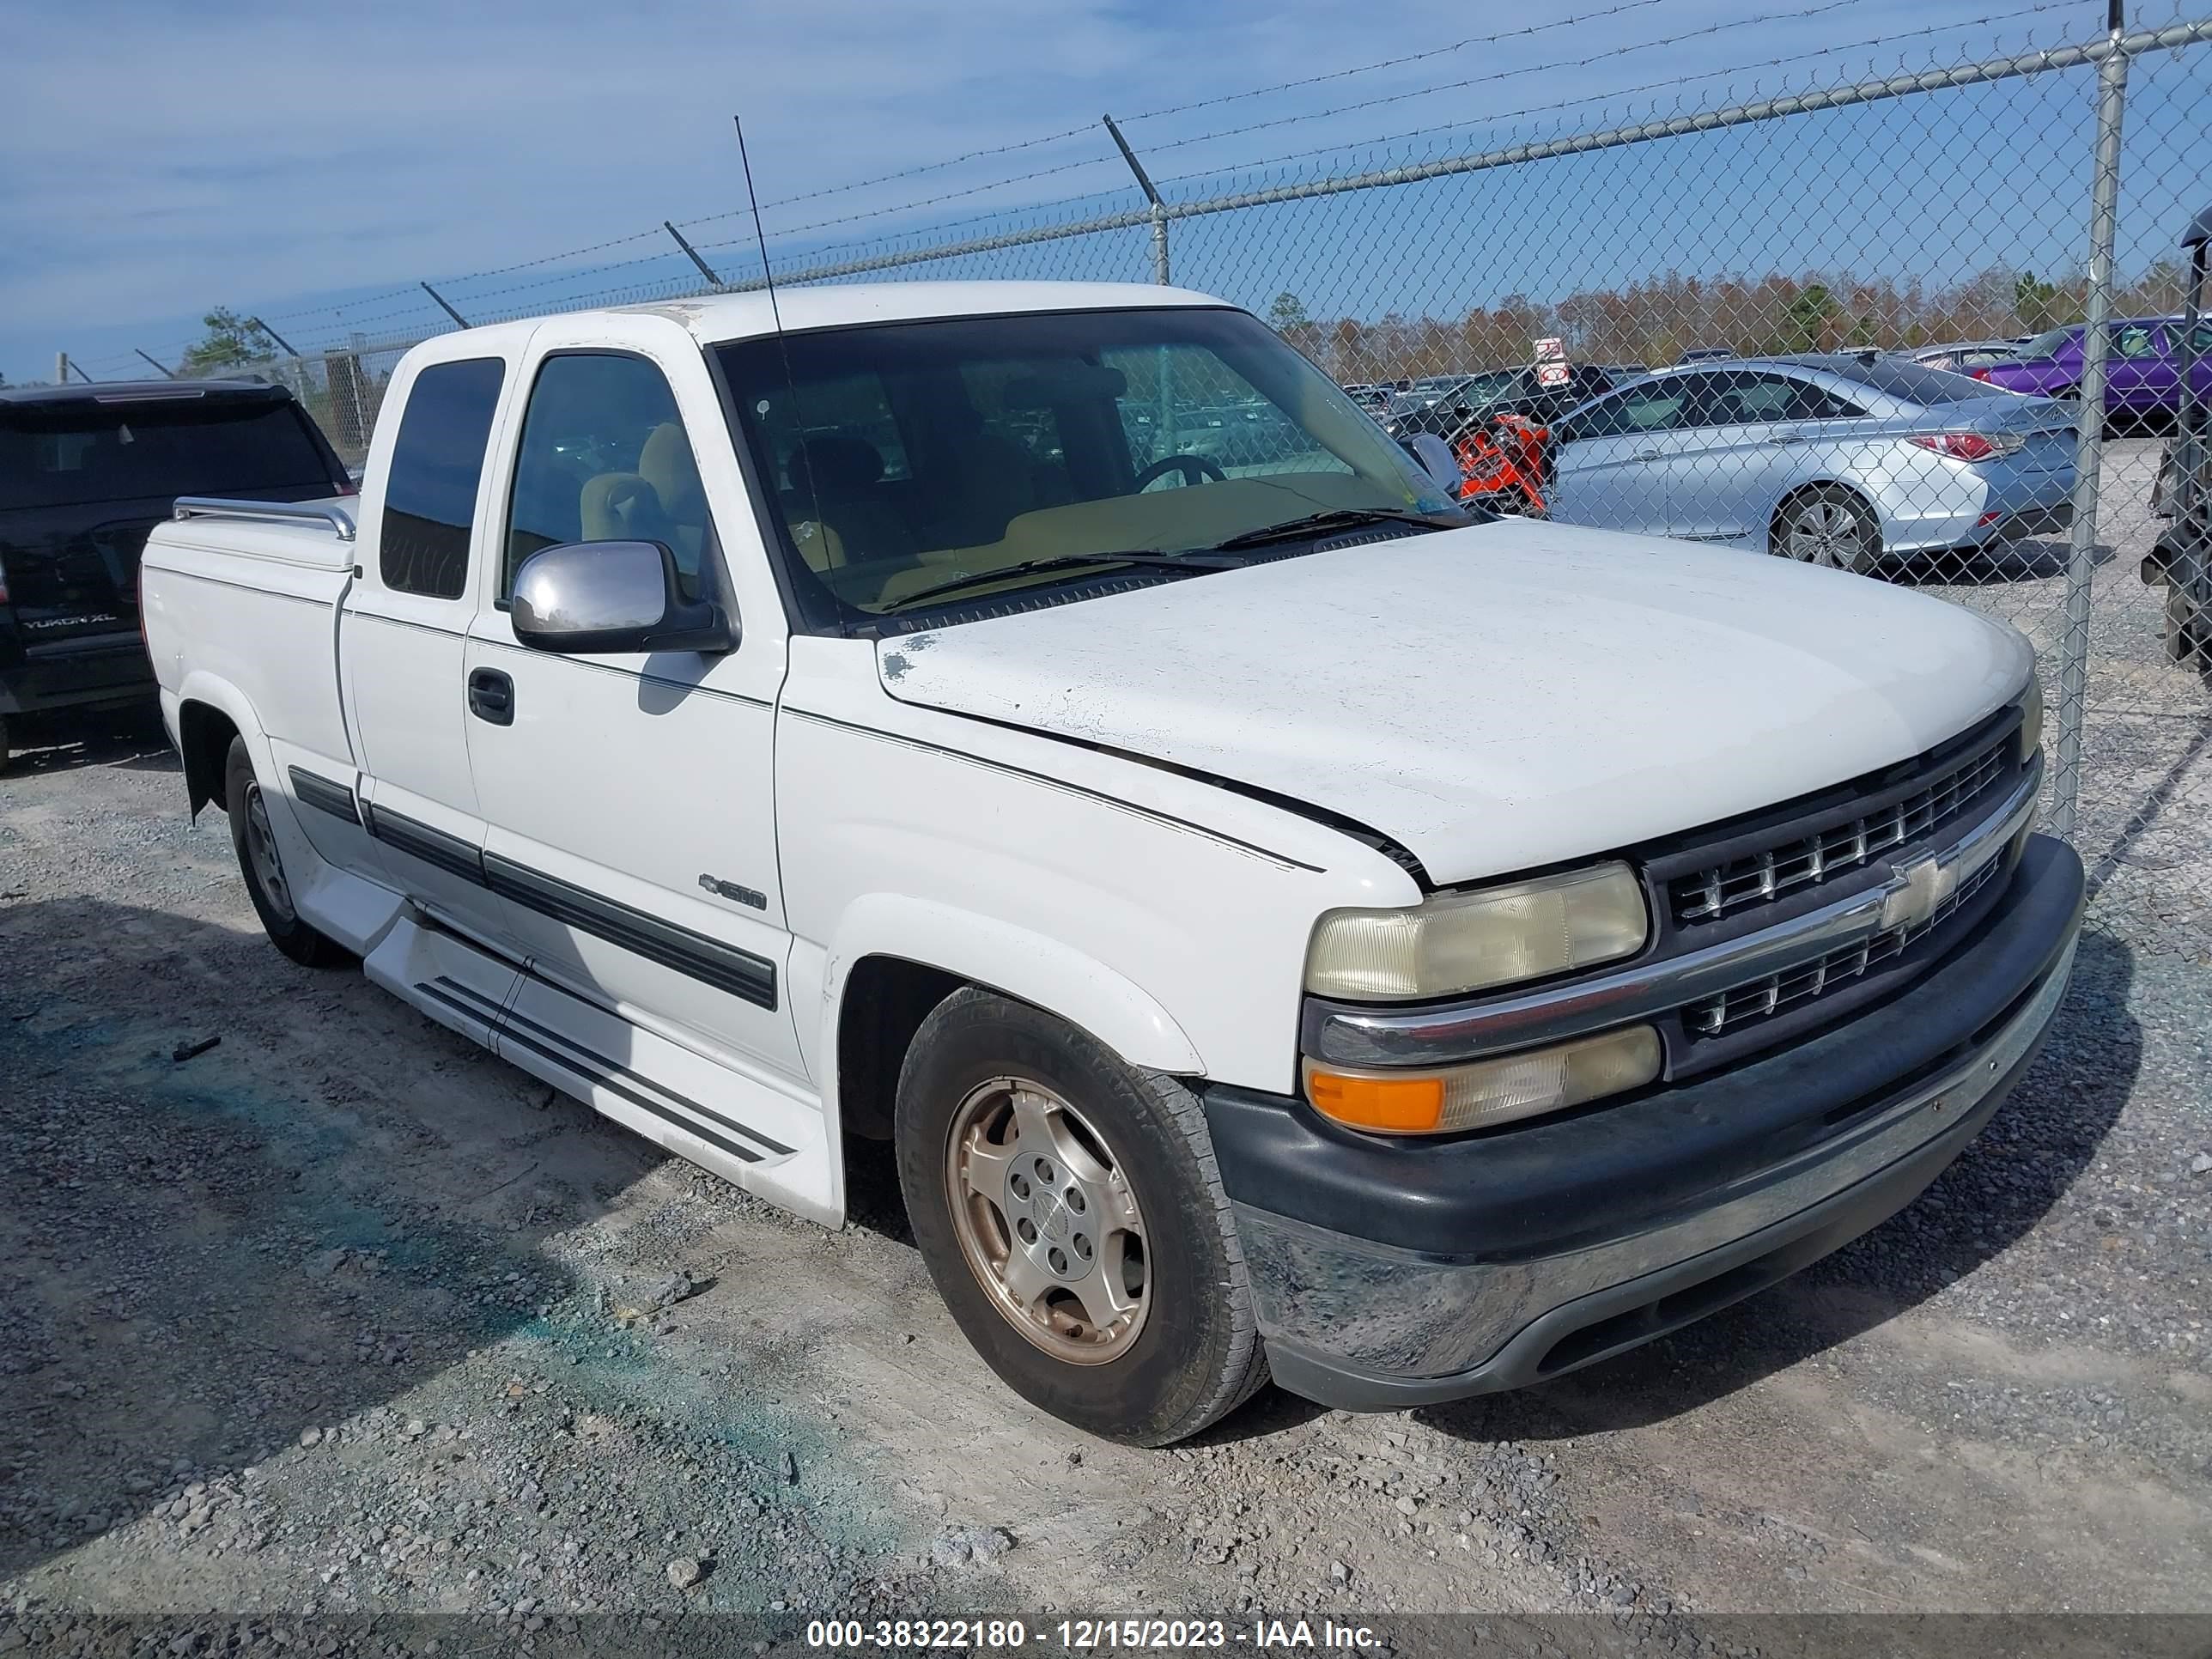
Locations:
2017;672;2044;763
1304;1024;1662;1135
1304;861;1649;1001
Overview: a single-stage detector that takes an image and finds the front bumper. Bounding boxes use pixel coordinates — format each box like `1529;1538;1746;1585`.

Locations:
1205;834;2085;1412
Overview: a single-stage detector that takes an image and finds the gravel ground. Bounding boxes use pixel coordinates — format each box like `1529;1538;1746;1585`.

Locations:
1915;437;2212;958
1;505;2209;1654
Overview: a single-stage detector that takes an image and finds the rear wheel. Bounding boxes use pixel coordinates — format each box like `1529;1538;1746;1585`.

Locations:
2166;586;2212;678
225;737;349;968
895;988;1267;1445
1771;484;1881;573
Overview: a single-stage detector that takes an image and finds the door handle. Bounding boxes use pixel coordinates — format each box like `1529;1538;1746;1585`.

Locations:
1632;448;1663;462
468;668;514;726
1767;429;1808;445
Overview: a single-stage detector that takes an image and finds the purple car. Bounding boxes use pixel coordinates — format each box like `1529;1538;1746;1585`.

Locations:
1978;316;2212;417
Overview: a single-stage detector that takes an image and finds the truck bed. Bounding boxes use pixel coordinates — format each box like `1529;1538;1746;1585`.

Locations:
140;500;361;814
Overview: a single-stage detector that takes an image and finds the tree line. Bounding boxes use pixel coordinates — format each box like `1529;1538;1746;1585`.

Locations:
1266;261;2191;381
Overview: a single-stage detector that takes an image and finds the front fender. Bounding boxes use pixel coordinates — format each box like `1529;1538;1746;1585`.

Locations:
813;891;1206;1130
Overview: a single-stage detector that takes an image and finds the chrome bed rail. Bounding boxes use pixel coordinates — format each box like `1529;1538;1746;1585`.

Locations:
173;497;357;542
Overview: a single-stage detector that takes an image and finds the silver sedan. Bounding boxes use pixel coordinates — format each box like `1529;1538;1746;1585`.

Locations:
1544;355;2077;571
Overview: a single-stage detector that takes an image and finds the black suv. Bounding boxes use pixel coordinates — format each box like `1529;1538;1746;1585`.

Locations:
0;380;352;771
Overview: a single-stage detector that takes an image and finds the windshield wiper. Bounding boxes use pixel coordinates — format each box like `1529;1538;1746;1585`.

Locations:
1209;507;1463;552
884;549;1246;612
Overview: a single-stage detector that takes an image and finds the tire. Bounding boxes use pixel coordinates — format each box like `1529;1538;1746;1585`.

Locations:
1771;483;1881;573
895;987;1268;1445
2166;586;2212;678
0;713;10;776
224;737;349;968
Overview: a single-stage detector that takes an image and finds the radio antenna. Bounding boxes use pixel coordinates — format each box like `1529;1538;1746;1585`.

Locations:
732;116;788;338
732;113;835;619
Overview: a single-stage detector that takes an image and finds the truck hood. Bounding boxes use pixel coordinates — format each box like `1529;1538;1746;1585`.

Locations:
873;520;2032;884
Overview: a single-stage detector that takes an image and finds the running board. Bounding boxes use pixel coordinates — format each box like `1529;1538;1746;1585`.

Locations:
362;915;836;1223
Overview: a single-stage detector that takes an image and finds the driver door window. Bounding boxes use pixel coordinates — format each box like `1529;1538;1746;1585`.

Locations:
502;353;714;600
2111;324;2161;360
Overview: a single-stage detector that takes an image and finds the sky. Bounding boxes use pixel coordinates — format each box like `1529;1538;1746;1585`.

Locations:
3;0;2207;386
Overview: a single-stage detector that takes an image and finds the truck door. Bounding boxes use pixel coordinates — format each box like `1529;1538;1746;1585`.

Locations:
460;345;805;1082
339;353;520;951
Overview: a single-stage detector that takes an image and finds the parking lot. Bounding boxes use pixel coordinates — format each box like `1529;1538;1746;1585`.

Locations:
3;444;2208;1650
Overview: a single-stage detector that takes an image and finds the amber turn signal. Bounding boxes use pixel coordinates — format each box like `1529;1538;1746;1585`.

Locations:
1304;1068;1449;1133
1304;1024;1663;1136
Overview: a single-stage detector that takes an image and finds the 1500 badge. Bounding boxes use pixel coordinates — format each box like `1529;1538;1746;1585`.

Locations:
698;873;768;910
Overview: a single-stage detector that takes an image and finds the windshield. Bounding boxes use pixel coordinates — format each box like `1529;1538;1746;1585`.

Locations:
1393;368;1519;415
1453;368;1526;404
2018;327;2075;362
715;306;1457;621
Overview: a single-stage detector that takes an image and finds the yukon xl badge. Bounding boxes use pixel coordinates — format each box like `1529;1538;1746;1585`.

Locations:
698;874;768;911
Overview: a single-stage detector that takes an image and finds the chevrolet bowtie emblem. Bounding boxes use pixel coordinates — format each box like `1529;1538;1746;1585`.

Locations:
1880;855;1954;933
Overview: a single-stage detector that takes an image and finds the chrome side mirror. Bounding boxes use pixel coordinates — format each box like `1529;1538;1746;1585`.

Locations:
511;540;735;655
1398;432;1462;495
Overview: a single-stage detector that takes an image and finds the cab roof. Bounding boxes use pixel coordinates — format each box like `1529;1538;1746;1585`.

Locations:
611;280;1236;344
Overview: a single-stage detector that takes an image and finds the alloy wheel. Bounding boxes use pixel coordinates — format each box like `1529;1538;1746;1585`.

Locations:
242;781;297;924
944;1075;1150;1364
1784;496;1868;568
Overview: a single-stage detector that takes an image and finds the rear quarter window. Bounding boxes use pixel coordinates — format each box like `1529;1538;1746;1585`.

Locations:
380;358;507;599
1819;357;1988;406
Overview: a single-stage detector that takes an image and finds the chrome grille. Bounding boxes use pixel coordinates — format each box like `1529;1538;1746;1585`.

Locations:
1683;854;2004;1038
1669;734;2012;926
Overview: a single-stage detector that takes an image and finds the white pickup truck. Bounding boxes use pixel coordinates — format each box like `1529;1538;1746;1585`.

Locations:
142;282;2083;1445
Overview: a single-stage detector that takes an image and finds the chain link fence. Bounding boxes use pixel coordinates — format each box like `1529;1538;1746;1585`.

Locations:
203;7;2212;956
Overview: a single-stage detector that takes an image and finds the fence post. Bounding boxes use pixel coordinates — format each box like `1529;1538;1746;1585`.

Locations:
1103;114;1171;284
419;283;471;329
248;317;302;359
664;221;724;289
2050;6;2130;842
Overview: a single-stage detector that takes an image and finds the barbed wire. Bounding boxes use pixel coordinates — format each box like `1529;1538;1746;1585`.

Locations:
155;0;1885;349
1150;0;2074;189
674;0;1678;229
72;3;2124;371
696;149;1130;251
1133;0;1990;164
253;283;425;326
1116;0;1674;125
698;2;2079;294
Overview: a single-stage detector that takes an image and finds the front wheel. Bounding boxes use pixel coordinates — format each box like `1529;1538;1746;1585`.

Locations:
225;738;349;968
895;988;1267;1445
1771;484;1881;573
